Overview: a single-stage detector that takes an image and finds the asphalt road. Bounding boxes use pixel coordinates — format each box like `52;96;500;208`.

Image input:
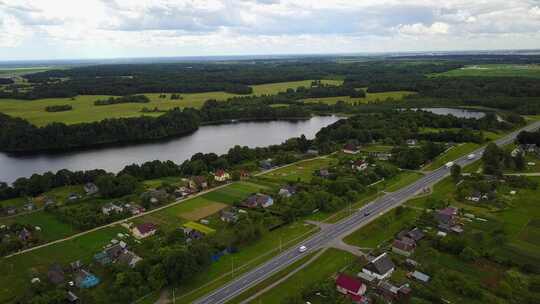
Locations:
193;121;540;304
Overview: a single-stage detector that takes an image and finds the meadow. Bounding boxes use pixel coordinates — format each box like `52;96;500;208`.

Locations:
432;64;540;78
0;80;341;126
302;90;414;105
260;157;337;183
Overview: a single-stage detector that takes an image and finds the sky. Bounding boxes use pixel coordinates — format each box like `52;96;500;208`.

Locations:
1;0;540;61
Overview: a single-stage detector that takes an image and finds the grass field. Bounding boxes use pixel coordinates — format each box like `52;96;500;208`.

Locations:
343;207;420;248
183;221;216;234
0;211;78;242
261;157;337;183
424;143;480;171
0;80;340;126
250;248;355;303
432;64;540;78
302;90;414;105
0;66;57;77
201;181;269;205
0;226;125;303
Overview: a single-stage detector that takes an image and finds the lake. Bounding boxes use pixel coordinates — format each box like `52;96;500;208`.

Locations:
421;107;486;119
0;116;341;183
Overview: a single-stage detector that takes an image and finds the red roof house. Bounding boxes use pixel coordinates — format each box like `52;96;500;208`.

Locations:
132;223;158;239
336;274;367;302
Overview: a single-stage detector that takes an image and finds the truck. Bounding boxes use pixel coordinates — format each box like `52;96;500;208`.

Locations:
445;161;454;169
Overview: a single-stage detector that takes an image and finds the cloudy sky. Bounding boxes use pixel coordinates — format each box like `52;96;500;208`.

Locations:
1;0;540;60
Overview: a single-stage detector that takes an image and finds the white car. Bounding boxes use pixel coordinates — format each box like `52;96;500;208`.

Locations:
467;154;475;160
445;161;454;168
298;245;307;253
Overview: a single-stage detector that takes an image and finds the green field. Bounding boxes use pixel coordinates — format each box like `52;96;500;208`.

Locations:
201;181;269;204
0;226;125;303
302;90;414;105
0;66;57;77
0;80;341;126
432;64;540;78
251;248;354;303
0;211;78;242
424;143;480;171
261;157;337;183
343;207;420;248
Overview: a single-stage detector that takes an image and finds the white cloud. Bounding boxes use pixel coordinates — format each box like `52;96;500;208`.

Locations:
0;0;539;59
0;14;29;47
397;22;450;36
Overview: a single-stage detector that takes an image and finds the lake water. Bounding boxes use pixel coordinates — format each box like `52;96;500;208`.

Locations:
421;107;486;119
0;116;341;183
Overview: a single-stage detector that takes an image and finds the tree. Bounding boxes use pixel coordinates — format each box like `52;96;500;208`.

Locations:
451;164;462;182
460;246;479;262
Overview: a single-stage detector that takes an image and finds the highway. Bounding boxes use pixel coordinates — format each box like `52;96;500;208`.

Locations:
193;120;540;304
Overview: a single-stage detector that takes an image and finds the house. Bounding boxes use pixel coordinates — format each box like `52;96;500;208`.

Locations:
94;251;112;266
259;159;273;170
124;203;145;215
101;203;124;215
343;143;360;154
243;194;274;208
435;207;458;226
23;202;36;211
67;291;79;303
47;264;65;285
407;227;425;242
144;189;169;204
362;253;395;280
18;228;32;241
83;183;99;195
220;210;239;223
67;193;81;202
74;269;100;288
352;159;368;171
318;169;330;178
357;272;377;286
335;273;367;302
306;148;319;156
5;206;17;215
368;151;392;161
520;144;539;154
410;270;430;283
406;139;418;146
183;227;205;241
377;281;411;301
392;238;415;256
214;169;231;182
191;176;208;190
278;185;297;198
118;250;143;268
104;243;125;260
132;223;158;239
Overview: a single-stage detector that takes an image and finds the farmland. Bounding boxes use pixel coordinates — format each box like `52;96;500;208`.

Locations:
260;157;337;183
302;90;414;105
0;79;341;126
432;64;540;78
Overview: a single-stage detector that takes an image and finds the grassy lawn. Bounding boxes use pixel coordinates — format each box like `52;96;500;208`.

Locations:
0;185;84;209
201;181;270;205
361;144;394;152
261;157;337;183
343;207;420;248
0;211;78;241
424;143;480;171
0;196;27;208
0;80;340;126
172;222;318;303
302;90;415;105
250;248;354;303
384;171;424;192
431;64;540;78
141;176;185;188
0;226;125;303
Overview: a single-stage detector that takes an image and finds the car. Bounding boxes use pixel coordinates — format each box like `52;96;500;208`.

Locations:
364;211;371;216
467;154;475;160
445;161;454;168
298;245;307;253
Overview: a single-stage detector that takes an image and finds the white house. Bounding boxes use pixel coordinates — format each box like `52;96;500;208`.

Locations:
362;253;395;280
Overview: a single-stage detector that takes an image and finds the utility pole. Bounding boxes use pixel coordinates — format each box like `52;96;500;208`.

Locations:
231;257;234;279
172;288;175;304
